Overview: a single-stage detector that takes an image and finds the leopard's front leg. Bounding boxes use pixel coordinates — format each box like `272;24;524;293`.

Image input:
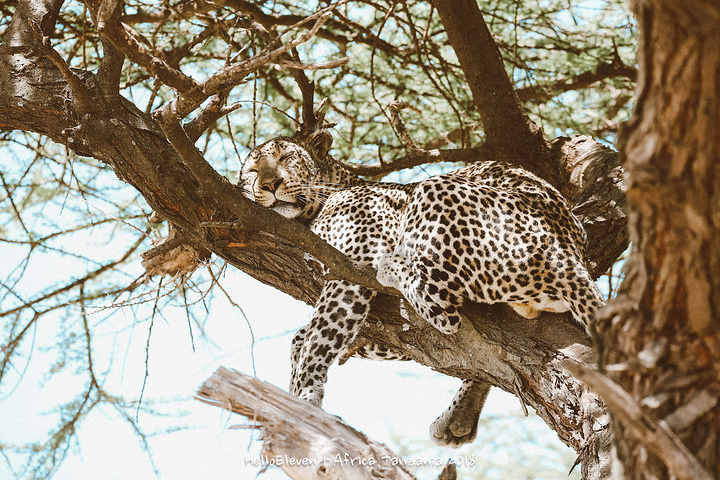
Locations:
290;280;375;406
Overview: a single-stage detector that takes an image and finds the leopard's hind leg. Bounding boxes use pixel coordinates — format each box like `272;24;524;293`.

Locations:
378;250;464;334
560;263;606;333
430;379;491;447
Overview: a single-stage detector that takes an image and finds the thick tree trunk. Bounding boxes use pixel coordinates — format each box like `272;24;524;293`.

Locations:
597;1;720;478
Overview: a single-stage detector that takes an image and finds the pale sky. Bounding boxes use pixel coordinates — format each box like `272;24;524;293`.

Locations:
0;246;578;479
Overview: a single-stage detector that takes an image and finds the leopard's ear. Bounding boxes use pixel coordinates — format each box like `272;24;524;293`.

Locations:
307;129;333;158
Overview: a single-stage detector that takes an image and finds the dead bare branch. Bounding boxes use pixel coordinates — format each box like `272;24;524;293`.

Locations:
197;367;419;480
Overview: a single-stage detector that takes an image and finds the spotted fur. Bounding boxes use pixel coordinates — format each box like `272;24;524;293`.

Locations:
239;131;604;446
377;162;605;334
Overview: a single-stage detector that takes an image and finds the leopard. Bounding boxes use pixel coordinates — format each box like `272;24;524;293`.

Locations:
239;129;605;447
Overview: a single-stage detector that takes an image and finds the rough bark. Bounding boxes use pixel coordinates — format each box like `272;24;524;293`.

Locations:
0;2;629;479
595;1;720;478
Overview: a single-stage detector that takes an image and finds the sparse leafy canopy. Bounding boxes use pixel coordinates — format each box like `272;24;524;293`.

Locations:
1;0;635;478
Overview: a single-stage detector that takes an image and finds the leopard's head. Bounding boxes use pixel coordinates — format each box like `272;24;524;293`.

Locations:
240;130;355;221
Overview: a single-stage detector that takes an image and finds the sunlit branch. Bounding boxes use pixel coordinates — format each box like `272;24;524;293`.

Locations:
90;0;199;92
275;56;349;70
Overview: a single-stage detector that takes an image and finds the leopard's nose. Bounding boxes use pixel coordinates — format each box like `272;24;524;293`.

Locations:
260;177;283;193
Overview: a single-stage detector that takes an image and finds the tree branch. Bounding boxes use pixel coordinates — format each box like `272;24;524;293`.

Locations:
0;232;148;318
356;298;611;479
183;90;233;143
342;145;491;177
563;362;713;480
275;56;350;70
89;0;199;92
2;0;63;48
156;11;335;121
224;0;401;57
28;20;96;114
388;100;422;152
431;0;552;179
517;60;638;102
197;367;419;480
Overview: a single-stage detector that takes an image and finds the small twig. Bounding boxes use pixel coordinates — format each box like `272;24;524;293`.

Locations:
515;60;638;102
0;232;148;318
341;144;492;177
388;100;422;151
137;280;162;422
